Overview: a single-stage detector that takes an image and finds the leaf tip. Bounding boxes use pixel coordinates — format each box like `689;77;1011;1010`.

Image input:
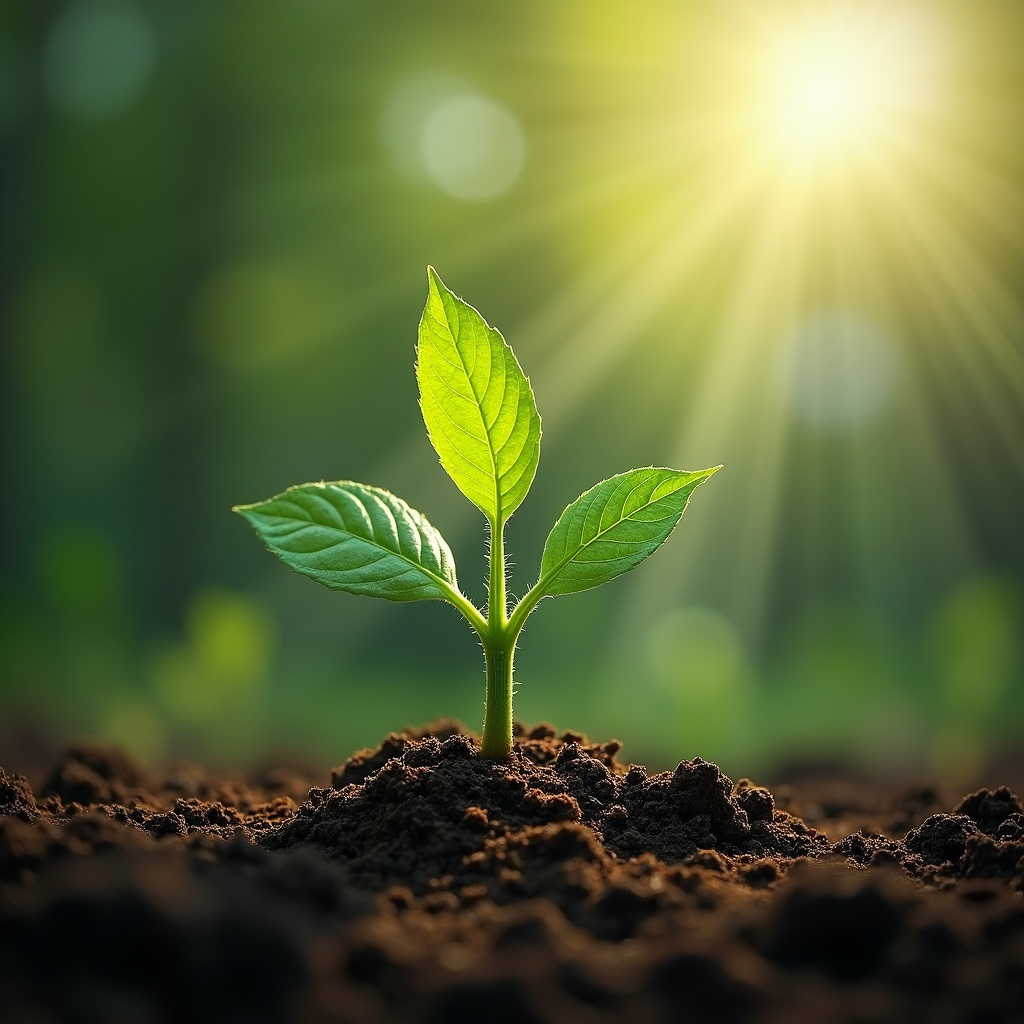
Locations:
233;497;264;516
687;465;723;489
426;265;445;295
231;502;260;525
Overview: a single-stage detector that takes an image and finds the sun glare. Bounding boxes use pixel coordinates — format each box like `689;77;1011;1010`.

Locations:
775;62;871;143
751;12;937;168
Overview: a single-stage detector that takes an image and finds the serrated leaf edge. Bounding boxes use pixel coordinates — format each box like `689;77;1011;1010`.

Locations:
232;481;486;631
536;465;721;596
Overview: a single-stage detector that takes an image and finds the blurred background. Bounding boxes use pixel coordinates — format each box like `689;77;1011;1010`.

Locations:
1;0;1022;783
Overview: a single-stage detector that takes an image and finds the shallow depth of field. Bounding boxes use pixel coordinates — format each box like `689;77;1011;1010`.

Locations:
1;0;1022;784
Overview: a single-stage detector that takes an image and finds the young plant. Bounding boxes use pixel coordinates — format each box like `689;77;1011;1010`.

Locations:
234;269;719;760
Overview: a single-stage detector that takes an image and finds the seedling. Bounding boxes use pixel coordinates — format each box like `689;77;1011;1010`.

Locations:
234;269;719;759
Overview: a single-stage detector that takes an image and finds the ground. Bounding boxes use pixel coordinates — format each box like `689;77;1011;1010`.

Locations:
2;722;1023;1023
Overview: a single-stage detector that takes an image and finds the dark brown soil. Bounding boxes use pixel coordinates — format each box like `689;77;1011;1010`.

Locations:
2;722;1023;1024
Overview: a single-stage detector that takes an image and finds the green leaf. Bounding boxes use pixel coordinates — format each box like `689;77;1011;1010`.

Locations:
536;467;720;598
233;481;464;605
416;267;541;525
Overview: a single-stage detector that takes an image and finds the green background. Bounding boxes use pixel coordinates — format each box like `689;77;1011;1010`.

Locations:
2;0;1022;782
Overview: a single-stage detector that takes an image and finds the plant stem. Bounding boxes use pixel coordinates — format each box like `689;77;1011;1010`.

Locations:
488;517;507;629
480;517;514;759
480;641;514;759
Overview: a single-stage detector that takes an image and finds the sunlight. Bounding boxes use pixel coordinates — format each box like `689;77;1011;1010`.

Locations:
748;8;939;170
772;55;877;149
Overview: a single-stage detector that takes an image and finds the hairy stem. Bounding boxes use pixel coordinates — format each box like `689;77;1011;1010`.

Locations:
480;641;514;759
487;517;507;628
506;581;544;640
480;518;514;758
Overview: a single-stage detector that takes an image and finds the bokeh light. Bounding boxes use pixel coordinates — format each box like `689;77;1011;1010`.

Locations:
422;93;526;201
42;0;156;121
774;309;903;432
381;75;527;201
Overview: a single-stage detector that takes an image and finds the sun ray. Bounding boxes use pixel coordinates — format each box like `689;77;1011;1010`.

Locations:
607;173;814;660
822;172;980;604
869;157;1024;479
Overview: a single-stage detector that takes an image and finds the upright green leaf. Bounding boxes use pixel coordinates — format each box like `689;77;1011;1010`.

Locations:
233;481;464;604
536;467;720;597
417;267;541;525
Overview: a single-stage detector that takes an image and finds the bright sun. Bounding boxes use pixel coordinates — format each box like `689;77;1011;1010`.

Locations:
775;61;874;142
748;10;937;168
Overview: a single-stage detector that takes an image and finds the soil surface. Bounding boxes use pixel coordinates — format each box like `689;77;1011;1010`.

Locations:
2;721;1023;1023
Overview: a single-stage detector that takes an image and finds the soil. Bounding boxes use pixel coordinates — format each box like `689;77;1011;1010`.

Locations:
2;721;1023;1024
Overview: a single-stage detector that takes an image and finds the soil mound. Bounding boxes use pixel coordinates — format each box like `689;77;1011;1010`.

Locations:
264;725;830;908
2;722;1023;1023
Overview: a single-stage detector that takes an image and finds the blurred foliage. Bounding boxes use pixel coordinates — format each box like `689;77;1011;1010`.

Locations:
1;0;1022;779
